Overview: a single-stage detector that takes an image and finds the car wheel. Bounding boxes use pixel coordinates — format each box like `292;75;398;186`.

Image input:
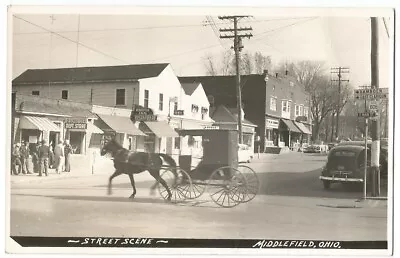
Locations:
323;180;331;190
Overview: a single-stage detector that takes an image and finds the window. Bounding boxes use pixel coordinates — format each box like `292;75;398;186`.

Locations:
295;105;300;116
32;91;39;96
282;100;287;112
174;137;181;149
174;102;178;112
116;89;126;106
201;107;208;120
61;90;68;100
159;93;164;111
304;107;309;118
191;104;199;113
144;90;149;108
299;105;304;116
287;101;292;114
270;97;277;111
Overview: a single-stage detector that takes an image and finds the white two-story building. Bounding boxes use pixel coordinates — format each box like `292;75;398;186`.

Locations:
12;63;214;160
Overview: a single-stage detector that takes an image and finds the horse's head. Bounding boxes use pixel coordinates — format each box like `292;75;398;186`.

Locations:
101;139;120;157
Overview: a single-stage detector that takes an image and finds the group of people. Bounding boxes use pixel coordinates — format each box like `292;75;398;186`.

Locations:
11;139;73;177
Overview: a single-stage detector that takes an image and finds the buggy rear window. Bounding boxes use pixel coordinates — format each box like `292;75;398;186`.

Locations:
333;151;356;157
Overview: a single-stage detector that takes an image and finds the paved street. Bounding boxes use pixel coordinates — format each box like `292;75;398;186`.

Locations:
9;152;387;241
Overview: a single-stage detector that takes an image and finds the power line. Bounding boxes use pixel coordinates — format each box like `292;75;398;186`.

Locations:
14;15;130;65
14;16;318;35
252;17;318;39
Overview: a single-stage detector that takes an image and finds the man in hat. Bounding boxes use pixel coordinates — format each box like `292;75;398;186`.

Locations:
38;140;51;176
64;139;72;172
19;141;32;174
11;143;22;175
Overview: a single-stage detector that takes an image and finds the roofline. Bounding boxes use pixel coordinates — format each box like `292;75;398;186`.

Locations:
16;111;73;117
13;79;140;85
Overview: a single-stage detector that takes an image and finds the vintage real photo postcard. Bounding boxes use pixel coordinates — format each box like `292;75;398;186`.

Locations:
5;4;395;256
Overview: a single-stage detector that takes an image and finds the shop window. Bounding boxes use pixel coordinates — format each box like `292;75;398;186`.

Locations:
32;91;39;96
270;97;277;111
61;90;68;100
144;90;149;108
159;93;164;111
116;89;126;106
174;137;181;149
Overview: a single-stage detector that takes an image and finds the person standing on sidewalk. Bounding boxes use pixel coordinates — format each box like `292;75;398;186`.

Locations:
19;141;32;174
64;140;72;172
53;140;64;174
11;143;22;175
30;141;40;173
38;140;51;177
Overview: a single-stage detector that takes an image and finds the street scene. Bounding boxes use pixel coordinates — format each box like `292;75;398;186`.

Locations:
10;152;387;240
7;7;393;251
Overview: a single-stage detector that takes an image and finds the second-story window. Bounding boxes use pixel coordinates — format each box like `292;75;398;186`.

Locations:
191;104;199;113
270;97;277;111
144;90;149;108
116;89;126;106
282;100;287;113
32;91;39;96
304;107;309;118
287;101;292;114
299;105;304;116
159;93;163;111
295;105;300;116
174;102;178;112
61;90;68;100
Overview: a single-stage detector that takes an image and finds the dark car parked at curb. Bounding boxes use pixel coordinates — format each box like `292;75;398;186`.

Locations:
319;141;388;190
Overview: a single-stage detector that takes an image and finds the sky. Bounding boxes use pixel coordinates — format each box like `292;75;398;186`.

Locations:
10;9;393;89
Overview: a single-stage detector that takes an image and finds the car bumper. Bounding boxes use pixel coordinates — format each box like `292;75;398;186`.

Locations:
319;176;364;183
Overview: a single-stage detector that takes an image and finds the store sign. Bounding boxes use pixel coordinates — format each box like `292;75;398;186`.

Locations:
204;126;219;129
266;119;279;129
64;118;87;129
174;110;184;116
132;107;158;121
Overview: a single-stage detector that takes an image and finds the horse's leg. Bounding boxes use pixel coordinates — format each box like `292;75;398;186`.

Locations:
108;170;121;195
149;169;172;201
128;173;136;199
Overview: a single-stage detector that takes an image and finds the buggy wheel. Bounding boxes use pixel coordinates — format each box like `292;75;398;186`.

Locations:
158;168;192;203
237;165;260;203
207;166;246;208
183;167;206;199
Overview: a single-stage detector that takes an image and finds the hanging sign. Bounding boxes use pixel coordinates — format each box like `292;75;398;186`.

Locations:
65;117;87;129
132;107;158;121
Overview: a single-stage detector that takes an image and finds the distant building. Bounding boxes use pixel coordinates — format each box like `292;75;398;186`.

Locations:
179;71;311;153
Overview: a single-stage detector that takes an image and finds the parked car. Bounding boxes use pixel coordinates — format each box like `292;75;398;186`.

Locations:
238;144;254;163
319;142;388;190
303;144;328;153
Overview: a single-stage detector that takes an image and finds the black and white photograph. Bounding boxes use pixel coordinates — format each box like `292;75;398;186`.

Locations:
4;4;395;255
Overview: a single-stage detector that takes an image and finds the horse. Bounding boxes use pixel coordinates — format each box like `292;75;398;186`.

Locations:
100;139;177;201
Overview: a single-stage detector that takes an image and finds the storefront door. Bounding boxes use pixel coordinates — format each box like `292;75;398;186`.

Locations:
70;131;84;154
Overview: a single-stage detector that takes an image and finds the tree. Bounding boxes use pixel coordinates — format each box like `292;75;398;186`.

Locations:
203;50;272;76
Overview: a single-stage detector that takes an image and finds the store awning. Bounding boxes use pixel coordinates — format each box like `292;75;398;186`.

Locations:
87;123;104;134
294;122;312;135
281;119;302;133
19;116;60;132
97;114;146;136
143;121;179;137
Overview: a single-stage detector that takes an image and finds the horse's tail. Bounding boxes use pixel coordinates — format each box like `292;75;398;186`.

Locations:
158;153;177;169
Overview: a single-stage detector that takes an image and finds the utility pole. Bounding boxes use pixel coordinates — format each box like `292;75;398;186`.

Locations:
370;17;380;197
331;67;350;141
218;16;253;144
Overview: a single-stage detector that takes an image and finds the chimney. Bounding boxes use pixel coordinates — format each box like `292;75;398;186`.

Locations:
285;70;288;76
275;73;279;78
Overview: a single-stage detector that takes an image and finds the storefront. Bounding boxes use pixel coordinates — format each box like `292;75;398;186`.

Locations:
265;118;279;147
17;115;61;150
279;119;302;149
138;121;179;153
294;121;312;147
95;113;146;151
